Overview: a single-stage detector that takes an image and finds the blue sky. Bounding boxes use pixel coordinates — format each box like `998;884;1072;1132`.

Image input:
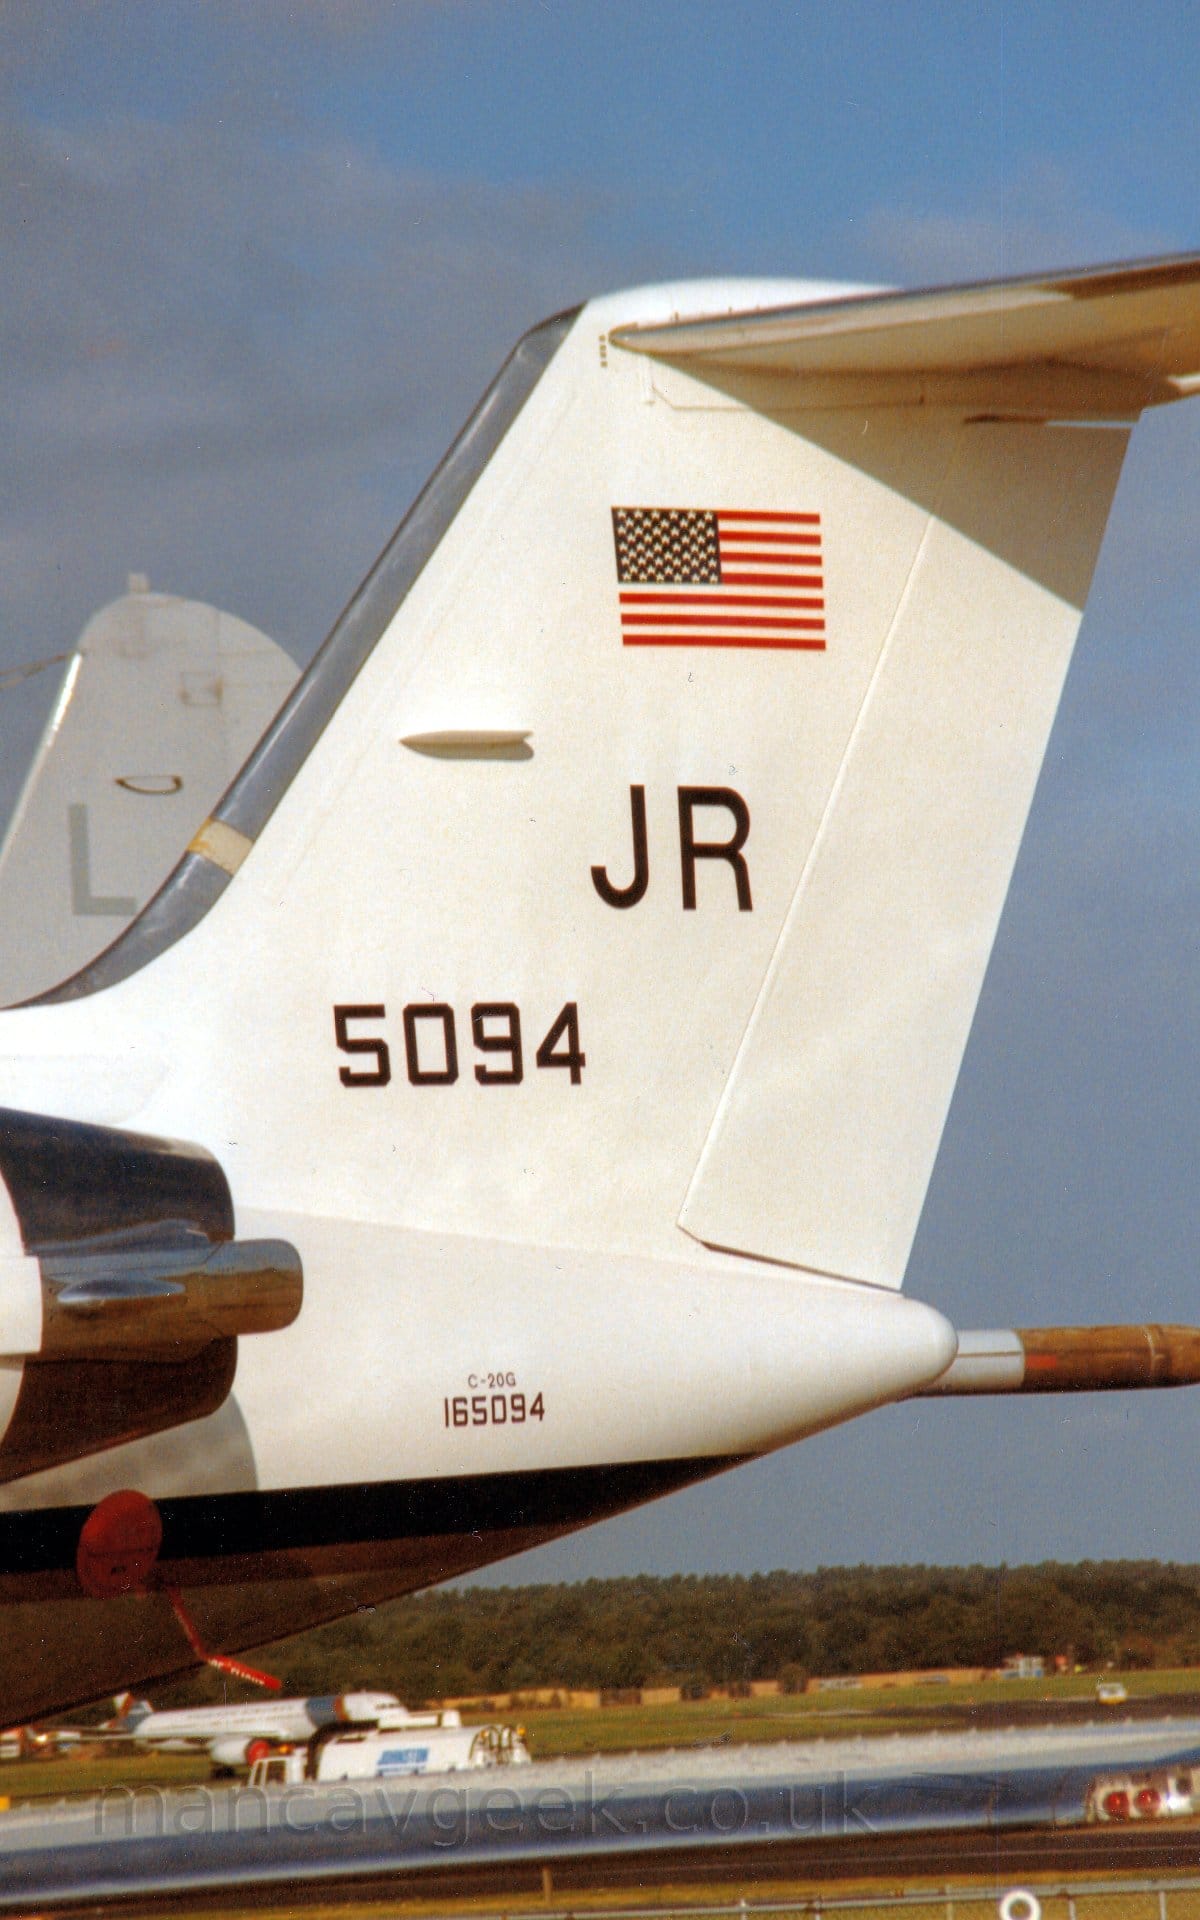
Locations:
10;4;1198;265
2;1;1200;1578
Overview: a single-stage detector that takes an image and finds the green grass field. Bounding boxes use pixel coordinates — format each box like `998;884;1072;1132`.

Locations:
504;1667;1200;1758
0;1746;210;1805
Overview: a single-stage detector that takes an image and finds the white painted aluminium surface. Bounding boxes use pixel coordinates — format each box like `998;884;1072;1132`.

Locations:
680;422;1129;1284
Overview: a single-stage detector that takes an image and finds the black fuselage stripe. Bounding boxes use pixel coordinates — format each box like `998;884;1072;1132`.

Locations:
0;1456;746;1574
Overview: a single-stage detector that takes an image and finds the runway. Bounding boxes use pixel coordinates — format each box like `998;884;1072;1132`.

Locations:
4;1717;1200;1912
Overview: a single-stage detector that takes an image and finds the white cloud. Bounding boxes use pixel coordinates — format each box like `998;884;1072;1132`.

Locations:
858;160;1176;284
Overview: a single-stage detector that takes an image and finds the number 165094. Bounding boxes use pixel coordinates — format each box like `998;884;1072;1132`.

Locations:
443;1391;545;1427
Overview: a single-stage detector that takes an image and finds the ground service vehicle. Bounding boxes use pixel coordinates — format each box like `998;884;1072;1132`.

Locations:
248;1722;529;1786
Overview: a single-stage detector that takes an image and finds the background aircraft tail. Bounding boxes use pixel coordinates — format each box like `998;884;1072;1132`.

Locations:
106;1693;150;1728
0;582;296;1005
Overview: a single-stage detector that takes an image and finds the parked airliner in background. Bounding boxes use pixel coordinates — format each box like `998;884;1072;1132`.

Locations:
1;255;1200;1725
106;1689;455;1770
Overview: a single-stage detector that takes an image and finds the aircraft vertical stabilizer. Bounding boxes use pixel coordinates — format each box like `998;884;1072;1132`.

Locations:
5;262;1200;1286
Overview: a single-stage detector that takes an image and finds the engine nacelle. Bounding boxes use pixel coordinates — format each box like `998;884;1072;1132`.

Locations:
0;1108;302;1482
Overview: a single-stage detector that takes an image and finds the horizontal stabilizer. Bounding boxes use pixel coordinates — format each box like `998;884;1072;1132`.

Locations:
613;254;1200;413
919;1325;1200;1396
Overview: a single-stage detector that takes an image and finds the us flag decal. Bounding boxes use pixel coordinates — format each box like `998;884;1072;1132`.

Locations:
612;507;825;649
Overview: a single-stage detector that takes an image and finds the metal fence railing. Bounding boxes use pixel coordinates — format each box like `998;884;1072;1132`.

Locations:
468;1882;1200;1920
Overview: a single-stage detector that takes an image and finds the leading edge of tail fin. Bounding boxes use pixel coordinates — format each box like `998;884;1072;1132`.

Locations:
33;309;580;1005
22;258;1199;1286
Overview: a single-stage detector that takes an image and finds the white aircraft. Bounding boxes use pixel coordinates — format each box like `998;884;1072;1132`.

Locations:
1;255;1199;1725
105;1688;408;1768
0;580;298;1005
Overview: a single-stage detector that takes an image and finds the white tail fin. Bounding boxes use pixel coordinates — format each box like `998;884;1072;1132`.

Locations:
13;258;1200;1286
0;586;296;1005
676;417;1127;1283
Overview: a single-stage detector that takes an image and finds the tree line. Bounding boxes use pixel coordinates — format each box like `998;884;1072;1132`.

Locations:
219;1563;1200;1705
